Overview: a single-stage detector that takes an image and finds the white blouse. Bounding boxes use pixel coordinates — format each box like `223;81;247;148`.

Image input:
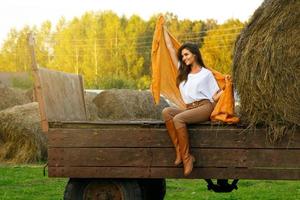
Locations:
179;67;220;104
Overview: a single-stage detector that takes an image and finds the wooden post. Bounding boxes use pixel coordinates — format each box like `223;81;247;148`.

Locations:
27;33;49;132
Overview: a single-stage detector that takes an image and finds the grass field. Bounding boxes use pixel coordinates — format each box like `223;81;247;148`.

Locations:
0;165;299;200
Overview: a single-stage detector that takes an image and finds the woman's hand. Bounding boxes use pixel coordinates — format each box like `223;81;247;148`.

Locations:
212;89;224;102
212;75;230;102
225;75;231;82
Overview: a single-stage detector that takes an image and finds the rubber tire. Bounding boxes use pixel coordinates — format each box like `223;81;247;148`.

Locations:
138;179;166;200
64;178;143;200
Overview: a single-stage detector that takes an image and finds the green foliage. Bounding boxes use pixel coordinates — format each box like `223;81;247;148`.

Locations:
11;76;33;89
0;12;245;88
137;75;151;90
201;19;244;74
91;76;136;89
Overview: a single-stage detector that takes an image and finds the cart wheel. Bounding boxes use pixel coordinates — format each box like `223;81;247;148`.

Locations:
138;179;166;200
64;178;142;200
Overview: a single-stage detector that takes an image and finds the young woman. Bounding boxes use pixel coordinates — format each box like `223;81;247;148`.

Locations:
162;26;223;176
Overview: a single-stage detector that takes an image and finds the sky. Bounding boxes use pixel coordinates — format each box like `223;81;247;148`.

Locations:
0;0;264;47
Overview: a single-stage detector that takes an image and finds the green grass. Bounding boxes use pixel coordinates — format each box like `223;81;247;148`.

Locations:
0;165;66;200
165;179;300;200
0;165;299;200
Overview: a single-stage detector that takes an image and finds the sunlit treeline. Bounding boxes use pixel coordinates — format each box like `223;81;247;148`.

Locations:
0;11;244;89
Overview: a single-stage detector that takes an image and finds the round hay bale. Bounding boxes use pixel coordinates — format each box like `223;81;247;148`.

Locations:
0;102;47;163
92;89;169;120
25;88;36;102
0;82;31;111
233;0;300;140
85;91;100;121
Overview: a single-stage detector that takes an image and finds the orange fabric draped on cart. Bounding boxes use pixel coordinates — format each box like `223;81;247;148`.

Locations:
151;16;239;124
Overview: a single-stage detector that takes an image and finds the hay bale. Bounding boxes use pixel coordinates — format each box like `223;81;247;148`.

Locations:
93;89;169;120
0;82;31;111
233;0;300;140
25;88;36;102
85;91;100;121
0;102;47;163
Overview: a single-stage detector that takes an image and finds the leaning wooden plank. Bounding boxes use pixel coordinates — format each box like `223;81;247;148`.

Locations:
28;34;87;123
48;166;300;180
38;67;87;122
28;33;49;132
48;148;300;168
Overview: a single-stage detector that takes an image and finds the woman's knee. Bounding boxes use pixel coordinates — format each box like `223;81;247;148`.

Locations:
162;107;173;121
173;115;186;129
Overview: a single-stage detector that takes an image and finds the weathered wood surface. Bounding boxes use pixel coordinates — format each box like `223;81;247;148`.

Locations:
28;34;49;132
48;123;300;180
48;148;300;168
38;68;87;122
48;128;299;149
48;167;300;180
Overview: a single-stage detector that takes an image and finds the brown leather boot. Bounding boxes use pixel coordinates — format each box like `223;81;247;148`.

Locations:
165;119;182;166
176;126;195;176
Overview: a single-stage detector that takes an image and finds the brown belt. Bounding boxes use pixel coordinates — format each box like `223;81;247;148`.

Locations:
186;99;210;109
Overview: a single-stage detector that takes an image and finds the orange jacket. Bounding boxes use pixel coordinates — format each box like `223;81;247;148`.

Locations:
151;16;239;124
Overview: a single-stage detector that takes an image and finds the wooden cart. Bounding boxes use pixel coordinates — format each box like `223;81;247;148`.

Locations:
28;35;300;200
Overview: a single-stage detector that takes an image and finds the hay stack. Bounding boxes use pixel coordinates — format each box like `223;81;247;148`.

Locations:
0;102;47;163
25;88;36;102
0;82;31;111
93;89;169;120
85;91;100;121
233;0;300;140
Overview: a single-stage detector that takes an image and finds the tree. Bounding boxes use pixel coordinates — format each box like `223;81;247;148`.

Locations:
201;19;244;74
0;28;19;72
0;11;245;90
35;21;53;68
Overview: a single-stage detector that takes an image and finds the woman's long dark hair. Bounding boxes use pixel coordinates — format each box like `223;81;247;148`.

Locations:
176;43;206;87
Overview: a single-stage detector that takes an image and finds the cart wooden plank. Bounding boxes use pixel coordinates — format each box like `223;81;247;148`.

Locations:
48;128;299;149
48;166;300;180
48;147;300;168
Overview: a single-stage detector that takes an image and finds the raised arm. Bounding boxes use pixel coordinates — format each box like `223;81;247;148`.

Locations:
163;26;179;68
